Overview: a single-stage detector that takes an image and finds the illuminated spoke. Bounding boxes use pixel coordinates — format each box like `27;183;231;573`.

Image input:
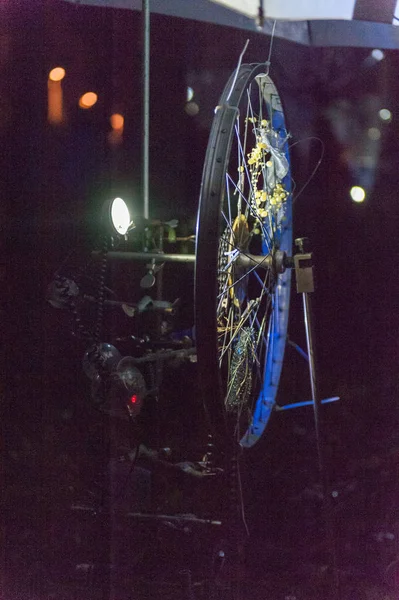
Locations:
217;261;264;301
226;173;273;250
225;172;234;226
219;299;259;362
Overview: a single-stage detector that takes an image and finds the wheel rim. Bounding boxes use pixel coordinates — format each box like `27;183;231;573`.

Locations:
195;64;292;448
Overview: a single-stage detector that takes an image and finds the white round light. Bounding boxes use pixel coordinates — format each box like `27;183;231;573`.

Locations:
186;86;194;102
379;108;392;122
371;49;384;61
111;197;131;235
350;186;366;203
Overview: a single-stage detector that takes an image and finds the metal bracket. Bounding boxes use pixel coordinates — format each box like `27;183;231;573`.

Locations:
294;237;314;294
294;252;314;294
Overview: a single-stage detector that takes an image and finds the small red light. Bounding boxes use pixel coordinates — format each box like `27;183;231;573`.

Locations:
130;394;138;404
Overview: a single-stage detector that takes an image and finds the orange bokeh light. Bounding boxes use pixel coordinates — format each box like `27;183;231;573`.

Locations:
110;113;124;131
49;67;65;82
79;92;98;109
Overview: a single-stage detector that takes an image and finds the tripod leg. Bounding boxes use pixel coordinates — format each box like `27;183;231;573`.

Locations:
295;238;340;600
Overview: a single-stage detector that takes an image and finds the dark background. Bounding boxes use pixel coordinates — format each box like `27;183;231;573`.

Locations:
2;1;399;598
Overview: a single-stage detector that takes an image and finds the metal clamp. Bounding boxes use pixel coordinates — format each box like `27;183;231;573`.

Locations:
294;238;314;294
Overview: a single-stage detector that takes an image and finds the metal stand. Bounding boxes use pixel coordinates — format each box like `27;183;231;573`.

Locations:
294;237;339;600
294;238;324;473
142;0;150;220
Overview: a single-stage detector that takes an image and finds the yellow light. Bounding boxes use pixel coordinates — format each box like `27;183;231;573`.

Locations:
49;67;66;82
367;127;381;140
110;113;124;131
48;81;63;124
79;92;98;109
350;186;366;203
185;101;199;116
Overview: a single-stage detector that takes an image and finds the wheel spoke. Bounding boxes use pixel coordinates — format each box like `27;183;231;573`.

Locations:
225;173;273;250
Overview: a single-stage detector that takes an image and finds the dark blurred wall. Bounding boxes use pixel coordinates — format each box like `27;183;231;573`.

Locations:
3;3;399;596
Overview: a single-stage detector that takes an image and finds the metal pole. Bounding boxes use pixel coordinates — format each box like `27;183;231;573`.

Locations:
295;239;339;599
302;290;339;599
92;251;196;264
142;0;150;220
302;291;324;474
294;239;324;472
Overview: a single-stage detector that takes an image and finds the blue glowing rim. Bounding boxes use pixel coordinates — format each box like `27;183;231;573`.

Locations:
241;76;292;448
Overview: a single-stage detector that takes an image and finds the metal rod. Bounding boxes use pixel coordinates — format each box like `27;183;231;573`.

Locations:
71;505;221;525
302;292;323;474
142;0;150;219
92;251;195;264
302;290;339;600
126;347;196;364
126;513;222;526
154;225;164;454
236;253;272;269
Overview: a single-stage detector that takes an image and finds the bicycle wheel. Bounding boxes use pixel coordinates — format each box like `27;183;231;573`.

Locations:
195;63;292;448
